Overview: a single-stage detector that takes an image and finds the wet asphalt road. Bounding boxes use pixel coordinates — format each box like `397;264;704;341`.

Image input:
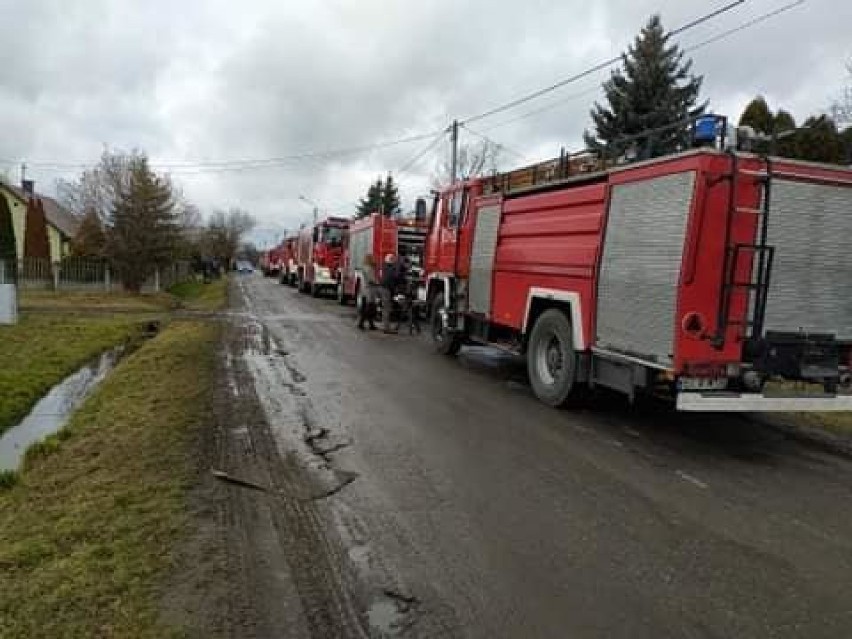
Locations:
235;273;852;639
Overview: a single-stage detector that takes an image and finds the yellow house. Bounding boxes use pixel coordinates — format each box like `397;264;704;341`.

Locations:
0;182;78;263
0;182;29;260
40;195;78;261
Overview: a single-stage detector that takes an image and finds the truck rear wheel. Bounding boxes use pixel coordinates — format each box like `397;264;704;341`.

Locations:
527;309;578;407
430;292;461;356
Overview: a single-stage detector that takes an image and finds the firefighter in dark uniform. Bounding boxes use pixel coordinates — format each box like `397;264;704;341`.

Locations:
379;254;398;334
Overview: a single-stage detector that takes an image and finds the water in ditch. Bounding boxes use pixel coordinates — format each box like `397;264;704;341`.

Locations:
0;348;121;471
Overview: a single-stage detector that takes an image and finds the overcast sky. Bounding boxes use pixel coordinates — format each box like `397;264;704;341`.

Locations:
1;0;849;246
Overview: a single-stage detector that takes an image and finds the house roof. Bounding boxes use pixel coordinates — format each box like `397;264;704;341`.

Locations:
0;182;29;207
3;184;80;238
39;194;80;238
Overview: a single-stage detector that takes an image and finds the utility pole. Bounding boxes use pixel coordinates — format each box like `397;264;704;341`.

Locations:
450;119;459;184
313;207;318;224
20;162;26;185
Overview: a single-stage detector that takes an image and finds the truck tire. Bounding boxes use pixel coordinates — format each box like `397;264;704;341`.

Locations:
527;309;578;407
430;292;461;356
310;282;321;298
298;275;309;294
337;281;348;305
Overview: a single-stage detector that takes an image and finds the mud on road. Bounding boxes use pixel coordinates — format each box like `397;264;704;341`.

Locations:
171;275;852;639
171;280;448;639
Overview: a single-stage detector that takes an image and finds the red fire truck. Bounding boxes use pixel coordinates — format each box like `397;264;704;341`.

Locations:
296;217;349;297
423;127;852;411
260;244;284;277
337;212;428;306
278;236;299;286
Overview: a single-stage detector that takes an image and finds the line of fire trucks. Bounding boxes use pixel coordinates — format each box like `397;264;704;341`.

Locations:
261;114;852;413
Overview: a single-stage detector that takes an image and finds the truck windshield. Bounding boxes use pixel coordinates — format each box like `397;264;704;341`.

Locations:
322;226;344;246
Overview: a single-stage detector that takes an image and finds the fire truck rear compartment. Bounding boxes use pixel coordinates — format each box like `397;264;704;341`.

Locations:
747;176;852;384
761;178;852;340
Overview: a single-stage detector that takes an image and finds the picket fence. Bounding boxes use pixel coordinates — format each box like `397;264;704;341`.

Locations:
0;257;192;292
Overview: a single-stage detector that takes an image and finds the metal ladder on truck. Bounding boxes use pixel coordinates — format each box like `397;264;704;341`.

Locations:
715;154;776;347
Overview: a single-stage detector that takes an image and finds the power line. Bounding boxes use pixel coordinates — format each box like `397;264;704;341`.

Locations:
461;0;748;125
461;124;527;159
17;128;447;173
397;130;447;176
6;0;808;179
468;0;806;135
476;86;601;132
683;0;805;54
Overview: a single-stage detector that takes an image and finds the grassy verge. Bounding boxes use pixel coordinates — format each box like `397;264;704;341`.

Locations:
0;321;218;639
762;381;852;437
781;412;852;437
19;289;176;313
0;314;145;436
168;277;228;311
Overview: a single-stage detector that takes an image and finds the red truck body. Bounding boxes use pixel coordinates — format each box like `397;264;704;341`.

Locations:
338;213;397;304
278;237;298;285
338;213;429;305
424;148;852;411
296;217;349;296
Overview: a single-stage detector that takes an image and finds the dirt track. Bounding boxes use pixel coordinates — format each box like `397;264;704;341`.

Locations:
174;274;852;638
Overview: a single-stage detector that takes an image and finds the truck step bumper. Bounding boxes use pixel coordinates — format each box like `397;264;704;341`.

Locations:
676;392;852;412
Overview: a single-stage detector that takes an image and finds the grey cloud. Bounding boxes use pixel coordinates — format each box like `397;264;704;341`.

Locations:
0;0;847;240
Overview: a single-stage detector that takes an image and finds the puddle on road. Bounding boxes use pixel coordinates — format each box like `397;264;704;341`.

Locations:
0;348;121;471
367;598;407;637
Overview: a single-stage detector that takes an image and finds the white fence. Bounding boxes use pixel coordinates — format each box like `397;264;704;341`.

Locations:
0;257;193;293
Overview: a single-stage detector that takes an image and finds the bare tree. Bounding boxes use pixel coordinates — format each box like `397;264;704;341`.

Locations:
432;139;502;189
59;149;183;291
57;148;140;222
205;207;256;266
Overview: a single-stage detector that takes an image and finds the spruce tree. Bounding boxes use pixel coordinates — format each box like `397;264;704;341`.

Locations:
356;178;384;218
584;15;705;158
739;97;775;134
795;116;844;164
381;173;401;218
773;109;798;157
72;208;107;257
107;156;179;292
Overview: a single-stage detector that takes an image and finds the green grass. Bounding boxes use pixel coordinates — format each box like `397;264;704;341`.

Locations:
0;314;145;436
0;321;218;639
19;289;177;313
764;381;852;436
784;412;852;436
168;277;228;311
